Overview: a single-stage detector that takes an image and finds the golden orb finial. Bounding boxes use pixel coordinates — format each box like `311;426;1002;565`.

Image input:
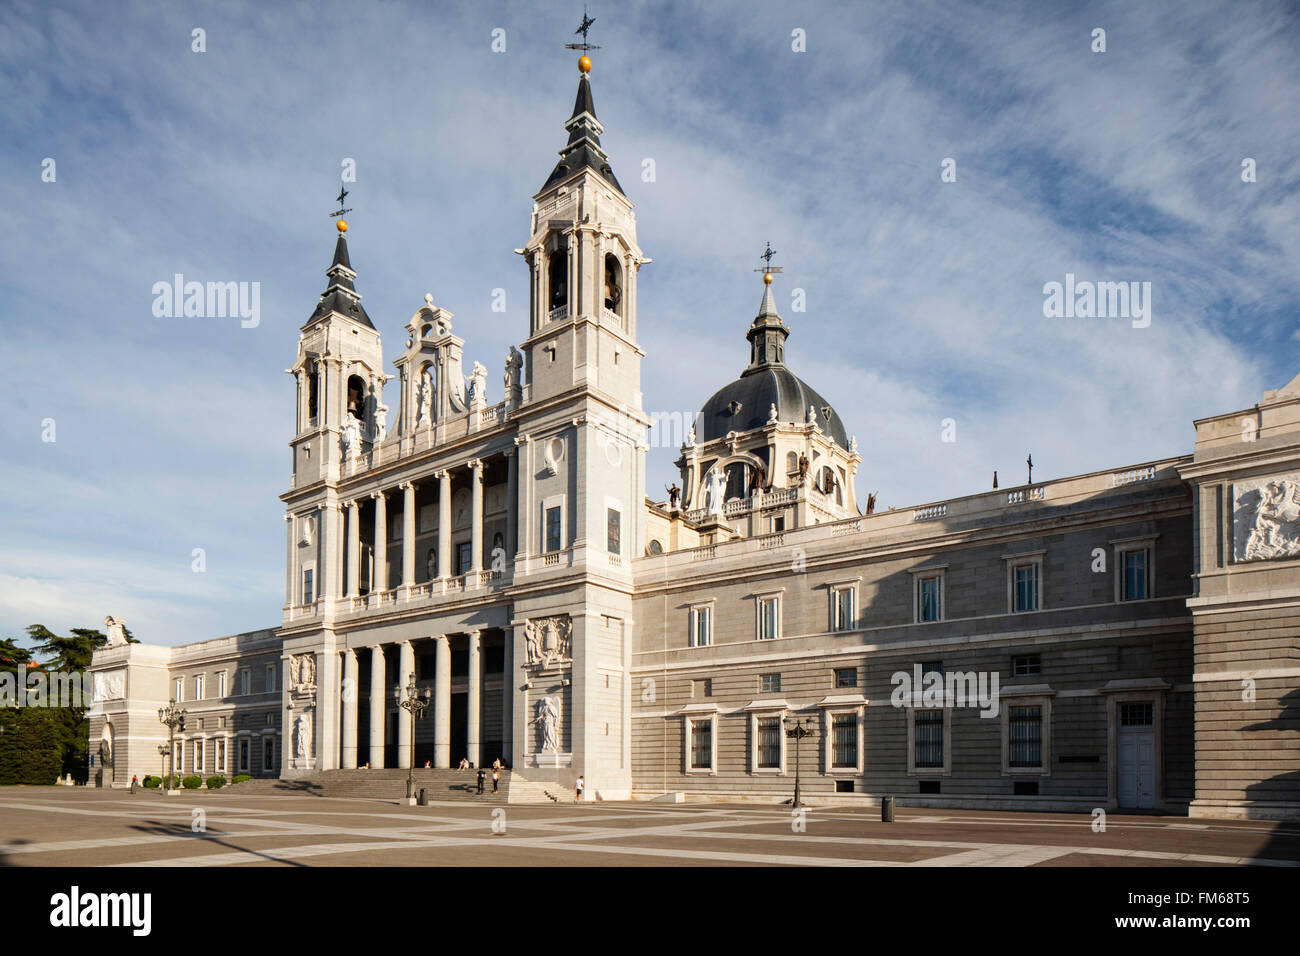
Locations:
763;272;774;285
336;218;348;233
578;54;591;74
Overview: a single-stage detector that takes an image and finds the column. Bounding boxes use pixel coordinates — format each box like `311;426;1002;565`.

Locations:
515;436;531;566
341;649;358;769
434;635;451;768
470;459;484;574
346;500;361;598
467;630;481;768
438;470;452;579
368;645;386;769
397;641;414;769
284;514;294;608
501;631;513;762
505;450;517;561
325;502;344;600
373;490;387;593
401;481;415;593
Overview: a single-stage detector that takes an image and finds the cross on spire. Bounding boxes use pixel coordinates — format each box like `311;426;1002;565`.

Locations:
754;241;783;279
331;185;352;220
565;7;601;53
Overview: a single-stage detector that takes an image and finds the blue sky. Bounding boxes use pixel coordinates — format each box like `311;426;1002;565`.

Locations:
3;0;1298;647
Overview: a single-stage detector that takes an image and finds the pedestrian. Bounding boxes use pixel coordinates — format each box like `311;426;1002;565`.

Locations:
575;774;584;802
130;775;138;794
476;769;486;794
492;768;500;793
492;757;502;771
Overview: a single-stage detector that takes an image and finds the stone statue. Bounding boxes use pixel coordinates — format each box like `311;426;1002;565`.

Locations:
426;548;437;581
768;403;778;424
416;369;433;426
300;654;315;688
341;413;362;459
866;491;877;515
504;345;523;392
797;454;809;480
706;467;728;517
534;696;560;753
375;401;389;441
103;616;128;647
686;424;696;446
468;361;488;407
850;435;858;454
807;404;817;424
295;712;312;759
524;615;573;667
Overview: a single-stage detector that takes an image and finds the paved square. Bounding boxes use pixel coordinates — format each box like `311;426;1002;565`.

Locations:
1;787;1297;867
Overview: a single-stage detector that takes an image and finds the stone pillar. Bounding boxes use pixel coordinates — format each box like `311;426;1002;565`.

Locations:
368;645;386;769
467;630;481;768
438;470;452;579
372;490;387;593
470;459;484;574
401;482;416;593
341;649;358;769
501;631;513;762
515;436;531;566
346;499;361;598
505;450;517;560
397;641;415;769
325;501;344;600
434;635;451;768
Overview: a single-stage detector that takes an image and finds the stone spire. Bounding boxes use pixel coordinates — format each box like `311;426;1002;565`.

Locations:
745;265;790;370
307;220;374;329
539;66;624;196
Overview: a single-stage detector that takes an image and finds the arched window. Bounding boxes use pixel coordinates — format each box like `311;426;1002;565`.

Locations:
603;253;623;317
307;362;319;424
548;250;567;313
347;375;366;421
786;451;798;475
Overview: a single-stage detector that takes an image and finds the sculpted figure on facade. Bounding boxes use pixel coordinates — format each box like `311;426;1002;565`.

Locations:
468;361;488;408
341;413;362;460
705;466;728;516
504;346;523;393
416;368;433;427
103;616;128;647
534;696;560;753
523;615;572;667
1240;476;1300;561
290;653;315;691
295;712;313;759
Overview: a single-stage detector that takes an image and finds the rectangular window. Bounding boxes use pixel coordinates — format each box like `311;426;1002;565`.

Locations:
832;586;855;631
456;541;472;575
239;669;250;696
1121;548;1149;601
265;663;276;693
690;719;712;770
545;506;562;553
1119;701;1154;727
689;606;712;647
238;738;249;772
759;673;782;694
607;508;621;554
758;717;781;769
834;667;858;689
757;595;780;640
195;675;205;700
1012;563;1039;612
1012;654;1041;677
918;575;943;622
217;738;226;773
194;739;205;774
772;515;786;533
302;568;314;604
691;678;712;698
172;741;182;774
218;671;227;698
831;713;858;769
174;678;183;703
922;660;944;678
914;710;944;769
1008;705;1043;768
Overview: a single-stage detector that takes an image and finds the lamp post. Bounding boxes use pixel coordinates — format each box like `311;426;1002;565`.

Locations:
156;744;168;790
399;677;430;802
784;715;818;810
157;699;186;793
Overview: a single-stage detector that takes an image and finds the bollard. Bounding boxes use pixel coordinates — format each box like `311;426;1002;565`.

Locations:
881;795;895;823
418;788;428;806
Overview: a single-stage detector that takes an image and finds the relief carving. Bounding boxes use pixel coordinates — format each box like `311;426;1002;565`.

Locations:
290;653;316;691
523;615;572;668
1234;475;1300;562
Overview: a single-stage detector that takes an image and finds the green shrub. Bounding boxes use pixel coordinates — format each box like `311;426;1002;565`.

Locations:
231;774;252;785
142;776;160;789
181;775;202;790
205;775;226;789
160;775;182;789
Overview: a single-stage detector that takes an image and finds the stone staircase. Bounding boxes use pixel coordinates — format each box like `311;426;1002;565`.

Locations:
506;778;568;805
228;768;510;804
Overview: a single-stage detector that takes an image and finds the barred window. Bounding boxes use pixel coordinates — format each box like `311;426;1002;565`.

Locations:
691;719;712;770
832;713;858;769
758;717;781;769
834;667;858;689
1012;654;1041;677
1008;705;1043;768
759;673;782;694
1119;702;1154;727
914;710;944;769
545;506;562;553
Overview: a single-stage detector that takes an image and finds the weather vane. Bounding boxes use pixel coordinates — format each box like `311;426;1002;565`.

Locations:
754;241;783;283
565;7;600;54
330;185;353;220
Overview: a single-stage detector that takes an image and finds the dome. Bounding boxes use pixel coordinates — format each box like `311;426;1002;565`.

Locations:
695;364;850;450
692;276;850;450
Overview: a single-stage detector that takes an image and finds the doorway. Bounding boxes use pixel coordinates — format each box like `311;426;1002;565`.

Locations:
1118;701;1156;809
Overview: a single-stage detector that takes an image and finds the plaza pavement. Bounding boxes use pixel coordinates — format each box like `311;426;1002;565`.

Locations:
0;786;1297;867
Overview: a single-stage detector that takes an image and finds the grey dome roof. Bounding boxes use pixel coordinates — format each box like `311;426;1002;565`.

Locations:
694;279;849;450
696;364;849;450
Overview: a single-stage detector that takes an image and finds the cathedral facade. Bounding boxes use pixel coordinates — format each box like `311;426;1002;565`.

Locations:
87;58;1300;820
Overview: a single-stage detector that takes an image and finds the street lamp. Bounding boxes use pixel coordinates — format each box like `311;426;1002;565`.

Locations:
784;715;819;810
158;699;186;792
156;744;168;789
399;678;430;802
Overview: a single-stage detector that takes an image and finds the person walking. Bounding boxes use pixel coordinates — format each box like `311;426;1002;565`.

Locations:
476;768;486;794
575;775;584;802
492;768;500;794
130;775;138;794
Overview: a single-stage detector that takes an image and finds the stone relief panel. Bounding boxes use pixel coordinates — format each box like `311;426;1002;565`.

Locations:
523;615;572;668
294;711;314;759
1233;474;1300;562
92;670;125;702
289;653;316;691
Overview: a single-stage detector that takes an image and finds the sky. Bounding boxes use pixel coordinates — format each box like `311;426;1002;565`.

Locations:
2;0;1298;648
